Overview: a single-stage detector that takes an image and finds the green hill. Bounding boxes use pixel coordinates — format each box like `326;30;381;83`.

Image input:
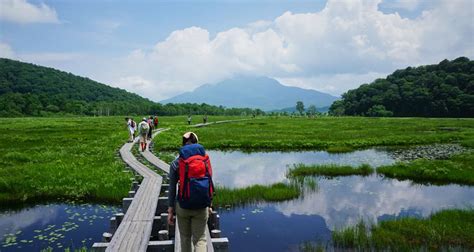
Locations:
0;58;155;117
0;58;263;117
329;57;474;117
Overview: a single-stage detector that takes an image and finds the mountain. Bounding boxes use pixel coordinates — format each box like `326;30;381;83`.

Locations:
329;57;474;117
161;76;338;111
0;58;265;117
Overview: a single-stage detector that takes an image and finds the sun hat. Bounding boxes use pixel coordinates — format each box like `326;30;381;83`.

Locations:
142;117;147;121
183;132;198;143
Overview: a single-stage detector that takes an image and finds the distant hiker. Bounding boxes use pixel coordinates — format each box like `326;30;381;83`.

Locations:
147;116;154;140
203;115;208;124
153;116;159;128
187;115;192;125
138;118;150;151
125;117;134;142
168;132;214;252
131;118;137;138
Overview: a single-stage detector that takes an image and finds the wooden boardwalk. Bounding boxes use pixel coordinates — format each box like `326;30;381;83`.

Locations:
92;134;163;252
93;121;233;252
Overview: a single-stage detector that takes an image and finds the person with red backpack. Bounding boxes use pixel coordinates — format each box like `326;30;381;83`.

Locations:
153;116;159;128
168;132;214;252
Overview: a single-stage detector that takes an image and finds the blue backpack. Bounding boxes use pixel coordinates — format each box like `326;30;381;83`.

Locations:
177;144;214;209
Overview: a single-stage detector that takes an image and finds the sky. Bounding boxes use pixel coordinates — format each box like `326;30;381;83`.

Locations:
0;0;473;101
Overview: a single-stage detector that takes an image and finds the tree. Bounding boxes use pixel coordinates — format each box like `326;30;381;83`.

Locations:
307;105;317;117
296;101;305;115
367;105;393;117
329;100;345;116
327;57;474;117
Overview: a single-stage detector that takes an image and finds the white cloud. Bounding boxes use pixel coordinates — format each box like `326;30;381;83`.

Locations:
106;0;471;101
4;0;472;102
0;0;59;24
0;42;16;58
276;72;388;96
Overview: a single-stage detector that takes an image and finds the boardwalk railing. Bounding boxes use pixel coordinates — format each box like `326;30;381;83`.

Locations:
93;124;231;252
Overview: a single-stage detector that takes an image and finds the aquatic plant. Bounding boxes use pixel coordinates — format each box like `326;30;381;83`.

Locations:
378;151;474;185
332;209;474;250
287;163;374;177
213;183;301;206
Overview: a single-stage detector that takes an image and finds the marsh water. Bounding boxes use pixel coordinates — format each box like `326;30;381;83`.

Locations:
208;150;474;251
1;149;473;251
0;202;119;251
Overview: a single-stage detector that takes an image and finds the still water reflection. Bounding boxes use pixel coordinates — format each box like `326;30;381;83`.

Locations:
208;150;474;251
0;203;119;251
208;149;396;188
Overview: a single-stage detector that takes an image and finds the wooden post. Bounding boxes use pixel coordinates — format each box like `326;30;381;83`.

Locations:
131;181;139;191
91;242;108;252
102;232;112;242
109;217;117;234
128;190;136;198
211;238;230;252
147;240;174;252
160;213;169;231
152;216;161;237
208;211;218;230
210;230;221;238
168;221;175;239
156;197;168;215
122;197;133;213
215;214;220;230
158;230;169;241
115;213;124;227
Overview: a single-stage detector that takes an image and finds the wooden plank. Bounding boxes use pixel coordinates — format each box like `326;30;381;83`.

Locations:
106;133;163;252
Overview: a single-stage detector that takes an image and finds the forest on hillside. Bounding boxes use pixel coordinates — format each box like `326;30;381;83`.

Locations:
0;58;262;117
329;57;474;117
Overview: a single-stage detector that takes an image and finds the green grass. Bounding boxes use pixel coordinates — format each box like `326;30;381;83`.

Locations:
287;163;374;177
378;151;474;185
213;183;301;206
0;116;138;204
332;209;474;251
0;115;244;204
153;117;474;151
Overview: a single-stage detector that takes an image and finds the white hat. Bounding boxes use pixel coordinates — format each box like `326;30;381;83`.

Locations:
183;132;198;142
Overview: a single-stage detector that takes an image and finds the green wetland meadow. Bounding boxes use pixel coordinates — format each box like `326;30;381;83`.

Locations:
1;115;473;250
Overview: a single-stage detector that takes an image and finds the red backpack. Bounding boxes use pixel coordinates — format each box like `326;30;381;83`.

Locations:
178;144;214;209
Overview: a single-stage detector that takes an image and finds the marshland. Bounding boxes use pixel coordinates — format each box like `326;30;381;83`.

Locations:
2;116;472;251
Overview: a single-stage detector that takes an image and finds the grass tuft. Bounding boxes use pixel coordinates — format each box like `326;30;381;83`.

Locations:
287;163;374;177
332;209;474;250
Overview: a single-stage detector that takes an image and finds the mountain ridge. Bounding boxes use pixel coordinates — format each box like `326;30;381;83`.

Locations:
161;76;338;111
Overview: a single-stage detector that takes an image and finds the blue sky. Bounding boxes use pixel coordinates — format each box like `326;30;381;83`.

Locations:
1;0;473;101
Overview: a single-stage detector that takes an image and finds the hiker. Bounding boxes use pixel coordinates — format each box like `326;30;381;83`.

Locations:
131;118;137;138
138;118;149;151
203;115;208;124
125;117;134;142
147;116;154;140
153;116;159;128
168;132;214;252
187;115;192;125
